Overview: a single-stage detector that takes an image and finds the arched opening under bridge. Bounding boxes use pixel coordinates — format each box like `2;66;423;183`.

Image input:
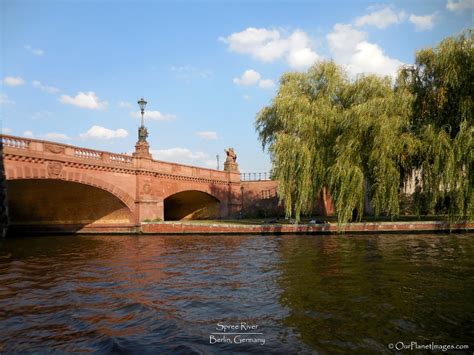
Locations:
7;179;133;229
164;190;220;221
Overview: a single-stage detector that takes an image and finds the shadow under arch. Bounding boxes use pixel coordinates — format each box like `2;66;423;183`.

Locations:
164;190;220;221
6;179;134;234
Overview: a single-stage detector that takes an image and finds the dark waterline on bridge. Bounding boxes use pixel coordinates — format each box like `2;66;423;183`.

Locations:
0;234;473;353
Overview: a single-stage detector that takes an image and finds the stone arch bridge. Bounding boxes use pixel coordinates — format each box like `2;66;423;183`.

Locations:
1;135;287;233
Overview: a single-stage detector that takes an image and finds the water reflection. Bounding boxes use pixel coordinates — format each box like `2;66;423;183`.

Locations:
0;234;472;353
277;234;474;353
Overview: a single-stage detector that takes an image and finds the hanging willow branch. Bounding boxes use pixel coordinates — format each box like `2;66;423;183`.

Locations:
256;61;413;225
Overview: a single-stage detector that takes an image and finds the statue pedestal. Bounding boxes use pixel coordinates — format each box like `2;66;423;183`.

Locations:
133;141;152;159
224;161;239;172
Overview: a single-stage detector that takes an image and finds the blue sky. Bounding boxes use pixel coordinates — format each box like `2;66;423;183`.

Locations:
1;0;472;172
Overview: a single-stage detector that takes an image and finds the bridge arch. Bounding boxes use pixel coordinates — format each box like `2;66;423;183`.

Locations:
7;178;134;228
6;169;135;212
163;189;220;221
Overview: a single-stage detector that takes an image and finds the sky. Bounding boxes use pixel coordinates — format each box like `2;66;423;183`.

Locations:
1;0;472;173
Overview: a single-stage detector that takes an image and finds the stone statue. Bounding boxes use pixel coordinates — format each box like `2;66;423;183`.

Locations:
138;125;149;142
224;148;239;172
225;148;237;163
133;125;152;159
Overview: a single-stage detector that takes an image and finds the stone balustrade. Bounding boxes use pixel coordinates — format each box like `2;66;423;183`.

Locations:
74;148;102;160
109;153;133;164
1;136;30;150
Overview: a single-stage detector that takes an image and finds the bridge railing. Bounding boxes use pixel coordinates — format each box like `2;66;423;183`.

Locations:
240;172;272;181
74;148;102;160
1;136;30;150
109;153;133;164
261;187;278;199
1;134;134;166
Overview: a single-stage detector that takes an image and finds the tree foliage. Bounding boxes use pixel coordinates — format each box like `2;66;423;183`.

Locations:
398;29;473;220
256;31;473;225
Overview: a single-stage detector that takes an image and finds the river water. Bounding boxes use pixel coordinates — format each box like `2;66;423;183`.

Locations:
0;233;472;353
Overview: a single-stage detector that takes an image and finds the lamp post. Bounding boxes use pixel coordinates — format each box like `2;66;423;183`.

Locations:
133;97;152;159
136;98;149;143
137;97;147;127
216;154;219;170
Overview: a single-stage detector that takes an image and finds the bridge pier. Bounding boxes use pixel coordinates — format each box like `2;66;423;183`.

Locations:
135;199;164;223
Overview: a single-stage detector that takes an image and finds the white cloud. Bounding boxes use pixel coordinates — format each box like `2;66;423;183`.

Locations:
287;47;320;70
44;132;70;141
24;45;44;56
355;6;406;29
327;24;403;78
60;91;108;110
220;27;283;62
32;80;59;94
196;131;218;140
79;125;128;140
233;69;275;89
170;66;212;80
243;94;251;101
0;94;14;105
409;13;436;31
1;128;12;134
3;76;25;86
31;111;53;120
130;110;176;121
151;147;214;167
118;101;133;109
259;79;275;89
23;130;34;137
447;0;474;11
220;27;319;69
233;69;261;85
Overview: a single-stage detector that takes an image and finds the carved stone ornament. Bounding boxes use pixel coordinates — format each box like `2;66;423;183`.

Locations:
142;183;151;195
133;140;152;159
45;144;66;154
47;161;63;177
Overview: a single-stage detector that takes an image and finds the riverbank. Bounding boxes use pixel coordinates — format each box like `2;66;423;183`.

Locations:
141;220;473;235
6;220;473;235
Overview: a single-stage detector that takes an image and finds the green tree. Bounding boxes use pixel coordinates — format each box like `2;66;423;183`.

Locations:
398;30;473;219
256;61;414;226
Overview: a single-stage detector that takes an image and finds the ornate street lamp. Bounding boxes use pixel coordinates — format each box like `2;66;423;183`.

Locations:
133;97;152;159
137;97;147;127
136;98;149;143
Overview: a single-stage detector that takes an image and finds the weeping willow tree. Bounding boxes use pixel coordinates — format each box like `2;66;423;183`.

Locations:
398;29;473;220
256;61;414;225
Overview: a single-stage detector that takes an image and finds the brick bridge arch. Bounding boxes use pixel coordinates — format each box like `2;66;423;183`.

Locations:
163;185;224;202
8;171;135;212
163;189;222;221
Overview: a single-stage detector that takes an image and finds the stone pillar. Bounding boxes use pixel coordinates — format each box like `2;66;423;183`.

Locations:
133;126;161;222
225;171;242;218
135;198;164;222
133;141;152;160
134;169;164;222
222;148;242;217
